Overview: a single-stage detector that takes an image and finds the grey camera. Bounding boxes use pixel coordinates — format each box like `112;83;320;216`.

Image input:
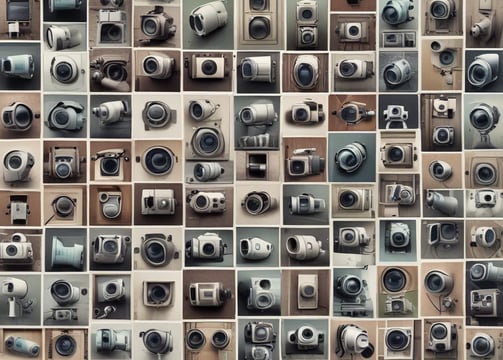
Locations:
297;13;318;48
143;281;173;307
190;126;225;158
141;146;175;176
429;160;452;182
384;328;412;358
241;56;276;83
50;279;83;307
336;22;368;43
240;237;273;261
1;277;33;318
334;274;373;317
96;278;125;303
468;54;499;89
189;99;220;122
0;233;33;265
472;161;499;187
428;322;456;353
289;193;326;215
335;274;365;300
426;190;458;216
338;188;371;211
245;277;280;311
46;146;81;180
286;234;325;260
384;105;408;129
381;143;416;168
383;58;412;88
381;0;414;26
470;103;500;143
97;9;127;44
92;235;129;264
193;162;224;182
337;227;370;248
424;270;454;299
475;189;499;208
96;329;130;353
293;55;319;89
51;195;76;220
470;262;503;283
338;101;375;125
336;324;374;358
244;321;276;344
186;190;226;214
291;100;325;124
385;183;415;205
141;6;176;41
471;288;500;317
0;54;34;79
142;101;175;130
189;54;226;79
50;55;81;84
386;222;411;253
335;59;374;80
189;1;228;37
469;333;495;358
384;294;414;314
432;126;454;146
471;226;500;248
287;326;324;351
46;25;82;50
4;336;40;358
140;233;177;267
287;148;325;177
1;102;34;131
90;56;129;91
238;102;278;127
242;191;277;215
47;101;85;131
335;141;367;173
188;282;231;307
140;329;173;356
92;100;128;126
99;191;122;219
426;222;459;246
142;54;175;80
428;0;456;20
141;189;176;215
3;150;34;183
185;232;224;261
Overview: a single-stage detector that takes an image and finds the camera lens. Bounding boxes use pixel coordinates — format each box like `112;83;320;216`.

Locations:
193;128;223;157
106;282;117;295
256;294;273;308
143;57;159;75
53;108;70;127
470;63;489;85
55;61;74;83
195;194;208;209
186;329;205;351
436;128;449;142
301;284;315;297
202;242;215;255
5;244;17;256
245;195;263;214
470;264;486;281
295;63;314;87
339;190;357;208
250;0;266;10
348;25;359;36
144;102;170;128
472;335;493;357
106;63;127;81
145;331;165;353
301;328;313;339
440;223;457;240
143;19;158;35
475;163;497;186
142;146;174;176
470;108;491;130
146;241;165;263
439;50;454;66
430;1;448;18
484;228;496;245
341;275;362;296
52;281;71;299
201;60;217;76
101;157;119;176
254;326;268;341
149;284;168;303
392;232;406;246
55;162;71;179
54;196;75;217
212;330;230;349
389;146;404;162
55;335;77;356
293;107;309;122
340;106;357;122
291;160;305;174
386;329;409;351
103;240;118;253
430;323;447;339
6;154;22;169
339;61;357;77
382;268;407;293
425;272;445;293
249;16;270;40
301;30;314;44
12;104;33;130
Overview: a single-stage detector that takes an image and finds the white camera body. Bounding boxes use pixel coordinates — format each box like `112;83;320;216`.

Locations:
297;273;318;309
0;233;33;265
141;189;176;215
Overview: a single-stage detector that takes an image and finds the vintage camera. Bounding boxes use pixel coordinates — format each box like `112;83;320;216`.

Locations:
336;22;368;43
334;274;364;300
96;329;130;353
141;146;175;176
384;105;408;129
50;330;84;359
335;59;374;80
238;102;277;127
385;183;416;206
244;321;276;345
470;103;500;148
471;288;501;317
0;54;34;79
188;99;220;122
244;0;276;43
141;6;176;41
334;274;372;316
242;191;277;215
140;233;177;267
289;193;326;215
50;55;82;84
424;270;454;303
92;100;128;126
188;282;231;307
91;148;127;180
293;55;319;89
471;3;496;43
381;143;416;168
4;336;40;357
287;325;324;350
383;58;412;88
189;1;228;37
245;277;280;312
287;148;325;177
193;162;224;182
428;322;457;353
1;102;35;131
384;328;412;359
429;160;452;182
471;160;500;187
190;125;225;158
47;101;85;131
430;42;459;84
384;294;414;315
50;195;77;221
97;9;127;44
3;150;34;183
186;189;226;214
471;226;500;248
1;277;32;318
474;189;499;208
335;141;367;174
185;232;224;261
286;234;324;261
46;25;82;50
291;100;325;124
432;126;454;146
240;237;273;261
92;235;128;264
7;195;30;225
46;146;81;180
90;55;130;91
50;280;82;306
426;222;459;246
49;0;82;12
142;54;175;80
189;54;226;80
381;267;411;294
296;1;318;48
337;227;370;248
428;0;455;20
468;333;495;358
51;236;83;269
470;262;503;283
338;102;375;125
185;329;206;351
141;189;176;215
335;324;374;358
98;191;122;219
96;278;125;303
467;54;499;89
385;222;411;253
143;281;173;307
432;96;456;118
381;0;414;26
140;329;173;356
426;191;458;216
142;101;175;130
297;273;318;309
0;233;33;265
241;56;276;83
337;188;372;211
382;31;416;47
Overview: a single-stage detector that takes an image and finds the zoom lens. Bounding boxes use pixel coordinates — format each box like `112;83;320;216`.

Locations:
55;335;77;356
142;146;174;176
430;323;447;339
386;329;409;351
382;268;407;292
201;60;217;76
146;242;165;264
186;329;205;351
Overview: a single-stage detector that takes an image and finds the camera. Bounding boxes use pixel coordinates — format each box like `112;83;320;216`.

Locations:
334;274;364;299
385;222;411;253
384;294;414;314
296;0;318;48
186;190;226;214
51;236;83;269
241;56;276;83
471;288;501;317
242;191;277;215
96;329;130;353
381;267;411;294
1;277;32;318
189;99;220;122
430;42;459;80
385;184;415;205
287;325;324;350
289;193;326;215
3;150;34;183
0;233;33;265
335;59;374;80
140;233;177;267
46;146;81;180
239;102;277;128
143;281;173;307
92;234;129;264
287;148;325;176
51;194;76;220
291;100;325;124
293;55;319;89
286;234;325;260
338;101;375;125
424;270;454;297
46;25;82;50
96;278;125;303
90;55;130;91
193;162;224;182
384;328;412;359
429;160;452;181
432;93;457;113
337;227;370;247
185;232;225;261
140;329;173;356
190;126;225;158
142;101;175;130
470;103;500;148
432;126;454;146
382;31;416;47
428;322;457;353
244;0;276;42
7;195;30;225
471;9;495;42
1;102;35;131
189;54;227;80
49;0;82;12
426;191;458;216
4;336;40;357
337;188;371;211
141;189;176;215
97;9;127;45
245;277;280;312
335;142;367;174
185;329;206;351
50;279;82;306
381;0;414;26
381;143;416;168
142;54;175;80
470;262;503;283
0;54;34;79
336;22;368;43
475;189;498;208
188;282;231;307
471;160;500;187
47;101;85;131
383;58;412;88
427;222;459;246
91;148;128;180
467;54;499;89
141;146;175;177
240;237;273;260
50;330;84;359
469;333;495;358
92;100;128;126
428;0;455;20
471;226;500;248
244;321;277;345
335;324;374;358
50;55;82;84
384;105;408;129
141;6;176;42
189;1;228;37
99;191;122;219
334;274;373;316
297;273;318;309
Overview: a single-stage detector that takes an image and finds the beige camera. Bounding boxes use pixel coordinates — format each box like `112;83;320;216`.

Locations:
466;153;503;189
297;273;318;310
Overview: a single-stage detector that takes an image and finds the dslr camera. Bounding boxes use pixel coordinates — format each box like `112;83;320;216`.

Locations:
384;105;408;129
335;324;375;359
90;55;130;92
245;277;280;312
334;274;372;316
427;322;457;353
293;55;319;89
336;22;368;43
335;59;374;80
467;54;499;89
296;0;319;48
240;56;276;83
0;233;33;265
426;222;459;246
188;282;231;307
46;101;85;131
96;329;130;353
381;0;414;26
385;222;411;253
471;288;500;317
140;329;173;356
97;9;127;45
143;281;173;307
290;100;325;124
96;278;126;303
141;6;176;42
186;189;226;214
383;58;413;88
1;102;35;131
240;237;273;261
286;235;325;261
92;234;129;264
185;232;225;261
242;191;277;216
0;54;34;79
4;335;41;358
287;148;325;177
140;233;178;267
142;101;175;130
142;54;175;80
92;100;128;127
46;146;82;180
188;54;227;80
91;148;128;180
189;1;228;37
141;189;176;215
287;325;324;351
46;25;82;51
99;191;122;219
335;141;367;174
381;142;416;168
337;101;375;125
3;150;34;183
289;193;326;215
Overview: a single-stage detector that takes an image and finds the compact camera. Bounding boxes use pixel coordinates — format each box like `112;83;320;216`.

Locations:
297;273;318;309
334;274;372;316
335;59;374;79
188;54;227;80
140;146;175;176
190;125;225;158
141;6;176;42
0;54;34;79
335;324;374;359
140;329;173;356
140;233;177;267
426;222;459;246
1;277;33;318
98;191;122;219
50;279;82;306
383;58;412;88
289;193;326;215
245;277;280;312
337;227;370;248
467;54;499;89
3;150;34;183
0;233;33;265
427;322;457;353
382;31;416;47
287;148;325;176
432;126;454;146
4;335;41;357
189;1;228;37
51;236;83;270
96;329;130;353
244;321;277;345
97;9;127;45
142;101;175;130
429;160;452;182
188;99;220;122
381;0;414;26
336;22;368;43
471;288;500;317
92;100;128;127
193;162;224;182
426;191;458;216
240;56;276;83
90;55;129;92
385;222;411;253
240;237;273;261
50;55;82;85
185;232;225;261
384;105;408;129
141;189;176;215
92;234;129;264
1;102;35;131
338;101;375;125
46;25;82;50
286;234;325;261
49;0;82;12
143;281;173;307
46;146;81;180
385;183;416;206
287;325;324;350
293;55;319;89
468;332;496;358
471;226;500;248
96;278;125;303
242;191;277;215
291;100;325;124
186;189;226;214
188;282;231;307
337;188;372;211
142;54;175;80
91;148;128;180
335;141;367;173
47;101;85;131
381;143;416;168
384;328;412;359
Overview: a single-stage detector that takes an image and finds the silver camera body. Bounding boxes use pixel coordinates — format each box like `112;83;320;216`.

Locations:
334;274;373;317
471;288;501;318
289;193;326;215
287;148;325;177
46;25;82;51
337;227;370;248
143;281;174;307
140;233;177;267
47;101;85;131
140;329;173;356
467;54;499;89
381;143;416;168
470;226;500;248
383;58;413;88
96;278;126;303
142;101;175;130
337;188;372;212
287;325;324;350
0;233;33;265
185;232;224;261
246;277;280;312
385;184;416;206
50;279;81;307
244;321;277;345
468;332;497;359
337;22;368;43
188;282;231;307
381;0;414;26
242;191;277;216
385;222;411;253
336;324;374;358
286;235;325;261
187;190;226;214
99;191;122;219
142;54;175;80
96;329;131;353
97;9;127;45
3;150;34;183
240;56;276;83
141;6;176;42
46;146;81;180
335;141;367;173
291;100;325;125
92;100;128;127
4;335;41;357
335;59;374;80
297;273;318;309
428;322;457;353
91;148;127;181
92;235;129;264
189;54;227;80
189;1;228;37
384;328;413;359
0;54;34;79
141;189;176;215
